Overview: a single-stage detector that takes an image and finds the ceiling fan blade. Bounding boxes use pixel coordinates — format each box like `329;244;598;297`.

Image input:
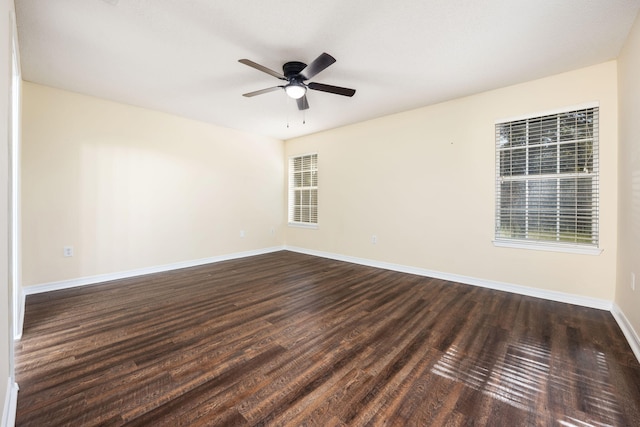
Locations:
308;82;356;97
242;86;283;97
300;53;336;80
238;59;286;80
297;95;309;111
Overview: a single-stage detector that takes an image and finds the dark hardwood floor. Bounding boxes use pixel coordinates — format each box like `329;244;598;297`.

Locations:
15;251;640;426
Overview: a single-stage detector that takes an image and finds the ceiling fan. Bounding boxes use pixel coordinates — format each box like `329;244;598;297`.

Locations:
238;52;356;111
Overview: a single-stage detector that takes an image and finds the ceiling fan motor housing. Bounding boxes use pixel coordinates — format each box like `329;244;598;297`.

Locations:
283;61;307;80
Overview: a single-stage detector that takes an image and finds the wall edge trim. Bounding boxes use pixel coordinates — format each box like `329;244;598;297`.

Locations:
611;303;640;363
284;246;612;311
14;292;24;341
23;246;286;295
23;246;632;363
1;378;18;427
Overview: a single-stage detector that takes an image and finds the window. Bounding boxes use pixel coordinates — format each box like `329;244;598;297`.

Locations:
495;105;599;251
288;153;318;226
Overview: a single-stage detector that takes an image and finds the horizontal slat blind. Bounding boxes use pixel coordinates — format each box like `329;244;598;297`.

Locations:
495;107;599;246
289;153;318;225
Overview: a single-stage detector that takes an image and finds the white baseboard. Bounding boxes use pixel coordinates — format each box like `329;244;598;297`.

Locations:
285;246;640;363
1;379;18;427
611;303;640;363
284;246;612;311
22;245;638;364
24;246;286;296
24;244;612;310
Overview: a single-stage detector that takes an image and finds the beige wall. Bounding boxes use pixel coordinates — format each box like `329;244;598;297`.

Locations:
285;62;618;301
21;63;621;305
1;0;16;415
616;13;640;337
21;83;285;286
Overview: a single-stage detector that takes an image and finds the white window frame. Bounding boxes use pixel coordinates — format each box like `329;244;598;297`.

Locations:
288;153;318;228
493;103;602;255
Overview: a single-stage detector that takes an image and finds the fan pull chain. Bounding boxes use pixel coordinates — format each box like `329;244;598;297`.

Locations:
286;96;291;128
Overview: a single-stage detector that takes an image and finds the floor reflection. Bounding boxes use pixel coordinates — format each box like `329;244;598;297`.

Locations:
431;337;622;425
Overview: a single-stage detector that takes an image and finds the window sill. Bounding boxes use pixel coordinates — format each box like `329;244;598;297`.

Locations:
288;222;319;230
493;239;603;255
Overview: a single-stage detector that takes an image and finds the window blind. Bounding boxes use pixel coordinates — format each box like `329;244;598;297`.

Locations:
289;153;318;225
495;106;599;247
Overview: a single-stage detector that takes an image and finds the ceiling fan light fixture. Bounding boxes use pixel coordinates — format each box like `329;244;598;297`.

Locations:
285;83;306;99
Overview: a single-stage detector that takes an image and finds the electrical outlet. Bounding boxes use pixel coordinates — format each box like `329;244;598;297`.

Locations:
63;246;74;257
632;272;636;291
270;227;275;236
240;230;246;238
371;235;377;244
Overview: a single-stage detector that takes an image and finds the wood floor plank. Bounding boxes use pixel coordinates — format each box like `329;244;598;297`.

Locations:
15;251;640;426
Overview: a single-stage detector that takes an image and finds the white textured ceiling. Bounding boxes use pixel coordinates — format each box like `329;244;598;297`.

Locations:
15;0;640;140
